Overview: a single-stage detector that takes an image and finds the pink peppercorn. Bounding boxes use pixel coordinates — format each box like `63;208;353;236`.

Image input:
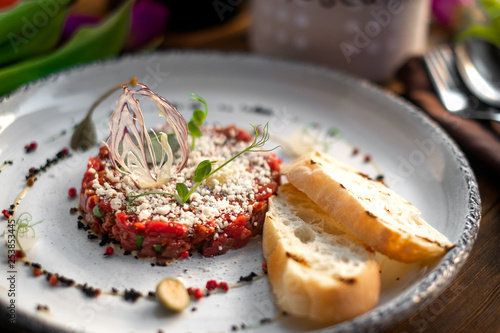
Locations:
24;141;38;153
13;250;24;263
188;287;204;299
180;251;189;259
193;288;204;299
104;247;114;256
68;187;77;198
61;147;70;156
218;281;229;292
206;280;219;291
2;209;10;219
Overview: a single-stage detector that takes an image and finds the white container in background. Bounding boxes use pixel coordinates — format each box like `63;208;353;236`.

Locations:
249;0;430;82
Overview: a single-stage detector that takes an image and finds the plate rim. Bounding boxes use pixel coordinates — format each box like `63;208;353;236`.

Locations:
0;50;481;333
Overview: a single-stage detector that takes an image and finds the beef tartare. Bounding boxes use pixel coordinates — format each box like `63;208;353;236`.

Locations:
79;125;281;260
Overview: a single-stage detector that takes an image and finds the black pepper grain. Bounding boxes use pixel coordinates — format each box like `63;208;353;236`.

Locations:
124;288;142;302
81;284;101;298
238;272;257;283
59;276;75;286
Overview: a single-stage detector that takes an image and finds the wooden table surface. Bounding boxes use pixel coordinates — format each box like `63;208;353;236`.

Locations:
168;19;500;333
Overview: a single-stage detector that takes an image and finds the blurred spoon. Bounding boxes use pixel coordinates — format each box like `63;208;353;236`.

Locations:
70;77;138;151
454;39;500;108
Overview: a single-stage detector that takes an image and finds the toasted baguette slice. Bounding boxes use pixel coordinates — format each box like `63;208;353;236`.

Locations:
282;151;455;263
263;183;380;324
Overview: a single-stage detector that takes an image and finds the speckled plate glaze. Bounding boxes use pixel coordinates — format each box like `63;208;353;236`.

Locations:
0;52;480;333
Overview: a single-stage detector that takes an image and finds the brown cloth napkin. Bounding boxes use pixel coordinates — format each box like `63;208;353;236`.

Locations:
396;57;500;174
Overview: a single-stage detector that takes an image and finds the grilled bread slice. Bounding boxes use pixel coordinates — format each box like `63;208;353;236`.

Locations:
282;151;455;263
263;183;380;324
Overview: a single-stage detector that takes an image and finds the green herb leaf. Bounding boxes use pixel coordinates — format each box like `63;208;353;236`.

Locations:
176;183;189;201
192;109;206;126
92;205;103;218
188;120;203;138
192;160;213;182
153;244;163;252
189;93;207;107
136;234;144;250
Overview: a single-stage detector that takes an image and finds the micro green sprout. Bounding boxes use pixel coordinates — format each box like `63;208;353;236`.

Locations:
126;123;279;208
14;212;43;257
187;93;208;151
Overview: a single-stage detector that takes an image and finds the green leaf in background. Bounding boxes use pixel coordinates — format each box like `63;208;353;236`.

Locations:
0;0;68;44
0;0;72;66
0;0;135;97
456;0;500;47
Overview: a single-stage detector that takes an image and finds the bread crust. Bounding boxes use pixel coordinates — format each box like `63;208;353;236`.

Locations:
263;184;380;324
282;151;455;263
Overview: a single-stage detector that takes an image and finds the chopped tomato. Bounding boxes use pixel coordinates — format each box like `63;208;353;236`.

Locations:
99;200;112;212
98;146;109;159
87;157;103;171
146;220;187;236
116;212;129;224
254;183;277;201
267;154;282;171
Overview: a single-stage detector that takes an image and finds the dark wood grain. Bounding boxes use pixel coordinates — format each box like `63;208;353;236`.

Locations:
385;158;500;333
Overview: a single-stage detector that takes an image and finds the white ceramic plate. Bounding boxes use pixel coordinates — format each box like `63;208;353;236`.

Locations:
0;52;480;333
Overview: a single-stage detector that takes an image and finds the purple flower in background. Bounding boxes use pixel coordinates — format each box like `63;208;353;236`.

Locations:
62;0;169;50
126;0;169;50
61;14;100;44
432;0;473;26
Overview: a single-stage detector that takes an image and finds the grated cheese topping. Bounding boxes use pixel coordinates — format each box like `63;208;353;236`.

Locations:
91;127;276;234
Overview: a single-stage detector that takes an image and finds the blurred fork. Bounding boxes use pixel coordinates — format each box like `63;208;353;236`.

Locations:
424;45;500;122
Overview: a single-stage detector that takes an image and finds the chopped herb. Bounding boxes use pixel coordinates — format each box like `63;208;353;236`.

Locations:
92;205;103;218
153;244;163;253
136;234;144;250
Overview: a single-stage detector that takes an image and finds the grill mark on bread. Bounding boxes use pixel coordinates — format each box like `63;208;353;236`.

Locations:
285;252;308;266
357;172;370;180
337;277;356;285
366;211;377;218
